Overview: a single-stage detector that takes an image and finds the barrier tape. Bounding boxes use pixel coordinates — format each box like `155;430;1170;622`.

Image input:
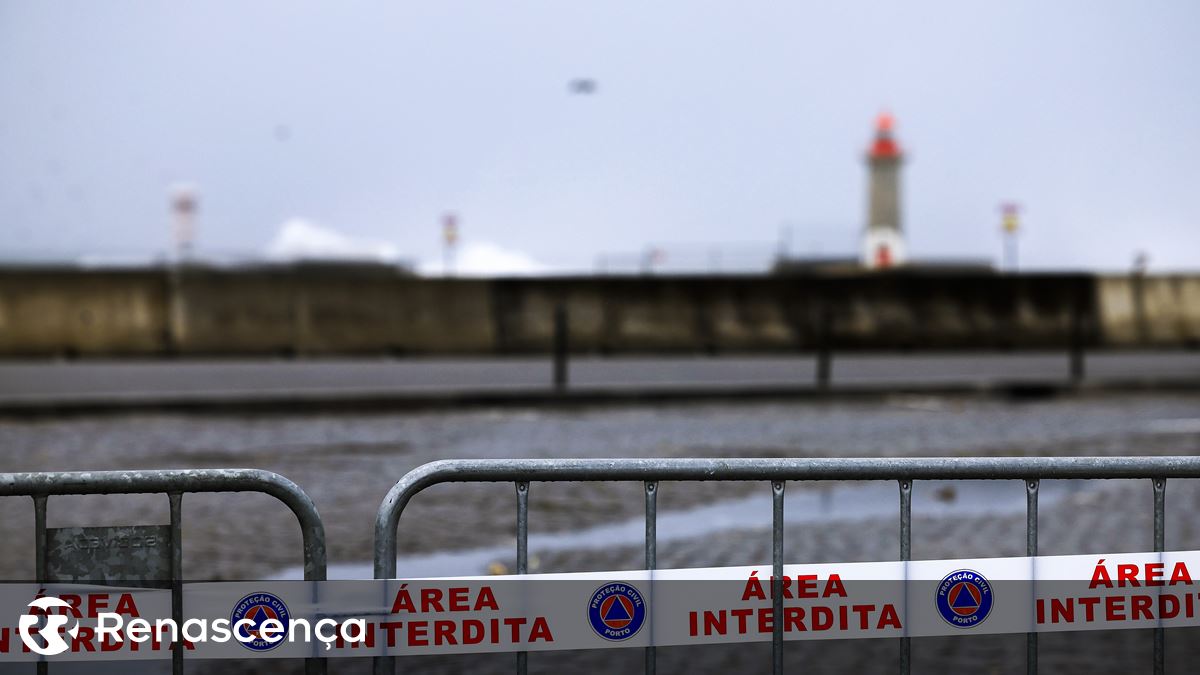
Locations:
4;549;1200;661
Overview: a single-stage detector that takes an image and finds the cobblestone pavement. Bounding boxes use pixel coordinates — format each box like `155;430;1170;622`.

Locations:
0;391;1198;672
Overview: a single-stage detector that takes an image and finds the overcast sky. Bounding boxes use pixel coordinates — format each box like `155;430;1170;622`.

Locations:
1;1;1197;272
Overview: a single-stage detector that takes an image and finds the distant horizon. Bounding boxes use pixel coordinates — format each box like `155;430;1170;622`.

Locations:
0;249;1186;277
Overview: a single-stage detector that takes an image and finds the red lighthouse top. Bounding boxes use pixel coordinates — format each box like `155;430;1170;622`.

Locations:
869;111;902;160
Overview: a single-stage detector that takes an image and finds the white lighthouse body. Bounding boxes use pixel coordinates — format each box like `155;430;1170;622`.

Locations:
861;113;906;269
862;225;906;269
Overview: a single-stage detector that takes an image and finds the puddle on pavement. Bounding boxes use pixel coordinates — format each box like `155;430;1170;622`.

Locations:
273;479;1090;580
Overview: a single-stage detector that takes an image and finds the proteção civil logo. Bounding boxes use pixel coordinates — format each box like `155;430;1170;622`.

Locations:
935;569;993;628
230;592;291;651
587;582;647;641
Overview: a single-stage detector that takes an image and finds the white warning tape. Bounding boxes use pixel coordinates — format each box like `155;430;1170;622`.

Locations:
3;549;1198;661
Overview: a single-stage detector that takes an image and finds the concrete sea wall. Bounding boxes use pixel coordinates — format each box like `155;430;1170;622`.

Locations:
0;266;1195;357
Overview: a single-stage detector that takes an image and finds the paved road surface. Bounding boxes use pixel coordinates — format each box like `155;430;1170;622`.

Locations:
1;391;1199;673
0;352;1198;408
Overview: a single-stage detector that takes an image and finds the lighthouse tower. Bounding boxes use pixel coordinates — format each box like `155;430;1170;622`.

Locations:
862;112;906;269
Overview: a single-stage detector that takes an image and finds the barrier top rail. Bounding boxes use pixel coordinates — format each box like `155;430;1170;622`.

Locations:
374;456;1197;675
373;454;1200;575
0;468;326;581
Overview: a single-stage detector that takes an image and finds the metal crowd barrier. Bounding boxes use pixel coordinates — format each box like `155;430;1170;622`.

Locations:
0;469;327;675
372;456;1200;675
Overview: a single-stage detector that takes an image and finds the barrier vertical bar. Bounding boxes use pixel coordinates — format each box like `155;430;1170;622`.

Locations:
1026;479;1039;675
1153;478;1165;675
899;480;911;675
645;481;658;675
34;495;47;675
772;481;785;675
169;492;183;675
516;481;529;675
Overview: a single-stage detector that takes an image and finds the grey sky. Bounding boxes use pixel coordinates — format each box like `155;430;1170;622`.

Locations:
1;1;1197;271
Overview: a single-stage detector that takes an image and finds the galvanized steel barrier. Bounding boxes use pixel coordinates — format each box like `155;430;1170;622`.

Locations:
0;469;327;675
373;456;1200;675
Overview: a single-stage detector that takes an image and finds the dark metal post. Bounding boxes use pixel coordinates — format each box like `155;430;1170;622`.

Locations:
816;304;832;389
1069;286;1086;383
553;304;569;392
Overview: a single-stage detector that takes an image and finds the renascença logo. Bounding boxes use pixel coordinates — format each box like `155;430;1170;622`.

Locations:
19;597;81;656
16;592;367;656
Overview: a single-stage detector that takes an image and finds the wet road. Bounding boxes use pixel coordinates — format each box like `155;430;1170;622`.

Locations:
1;352;1198;407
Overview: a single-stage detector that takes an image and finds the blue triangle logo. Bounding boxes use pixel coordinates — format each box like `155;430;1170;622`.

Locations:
951;585;977;608
604;598;632;621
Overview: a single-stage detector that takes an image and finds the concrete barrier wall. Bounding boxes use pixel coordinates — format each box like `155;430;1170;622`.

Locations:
494;274;1102;352
1096;275;1200;348
0;266;1193;357
0;269;168;356
169;268;496;355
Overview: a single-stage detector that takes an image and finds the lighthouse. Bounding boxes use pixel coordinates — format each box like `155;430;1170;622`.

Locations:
862;112;906;269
